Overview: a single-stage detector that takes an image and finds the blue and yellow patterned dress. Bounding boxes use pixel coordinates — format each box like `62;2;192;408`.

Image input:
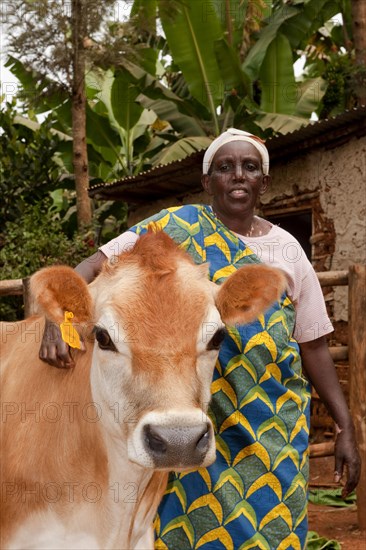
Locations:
131;205;311;550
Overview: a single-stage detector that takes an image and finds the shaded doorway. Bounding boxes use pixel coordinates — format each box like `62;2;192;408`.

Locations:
267;211;312;261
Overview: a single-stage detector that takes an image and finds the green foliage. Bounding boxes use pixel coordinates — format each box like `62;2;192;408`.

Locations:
0;101;63;226
86;67;160;178
0;200;97;321
158;0;224;134
242;3;299;81
141;0;338;137
318;54;360;118
0;98;127;321
298;2;365;117
306;531;341;550
309;488;356;507
259;33;297;115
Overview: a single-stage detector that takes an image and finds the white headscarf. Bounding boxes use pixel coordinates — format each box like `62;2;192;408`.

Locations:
202;128;270;175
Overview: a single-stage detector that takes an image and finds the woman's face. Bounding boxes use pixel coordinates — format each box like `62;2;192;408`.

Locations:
201;141;270;220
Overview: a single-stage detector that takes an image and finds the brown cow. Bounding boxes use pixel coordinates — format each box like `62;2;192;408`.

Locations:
0;231;286;549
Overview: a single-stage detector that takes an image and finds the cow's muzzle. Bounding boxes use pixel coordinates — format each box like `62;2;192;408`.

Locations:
127;410;216;470
144;422;211;468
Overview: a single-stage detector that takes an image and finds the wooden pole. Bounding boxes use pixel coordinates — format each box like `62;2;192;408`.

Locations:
348;264;366;531
309;441;335;458
22;277;36;318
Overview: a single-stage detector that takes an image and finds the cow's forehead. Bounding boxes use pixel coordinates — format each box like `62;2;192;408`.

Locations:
91;235;218;351
95;259;216;346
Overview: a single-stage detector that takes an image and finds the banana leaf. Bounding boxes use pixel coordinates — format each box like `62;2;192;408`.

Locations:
281;0;342;49
255;112;310;134
259;33;297;115
242;5;299;81
210;0;250;52
154;136;213;166
158;0;225;133
214;38;252;100
295;77;327;118
4;56;69;113
111;69;144;133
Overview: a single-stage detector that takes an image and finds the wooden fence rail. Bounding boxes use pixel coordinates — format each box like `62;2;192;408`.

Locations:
0;278;24;295
0;269;352;312
317;270;348;286
1;266;365;529
0;277;33;318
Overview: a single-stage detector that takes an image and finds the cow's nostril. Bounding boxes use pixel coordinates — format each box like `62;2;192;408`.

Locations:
144;425;167;454
195;426;210;452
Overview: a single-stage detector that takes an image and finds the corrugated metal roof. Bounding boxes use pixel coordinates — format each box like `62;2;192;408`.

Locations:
89;149;205;203
267;105;366;159
89;106;366;203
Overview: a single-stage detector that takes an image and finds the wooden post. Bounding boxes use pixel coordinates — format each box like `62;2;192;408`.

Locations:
22;277;35;318
348;264;366;531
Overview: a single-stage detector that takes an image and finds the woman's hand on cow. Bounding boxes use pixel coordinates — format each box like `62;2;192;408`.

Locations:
39;318;75;368
334;426;361;498
38;252;106;369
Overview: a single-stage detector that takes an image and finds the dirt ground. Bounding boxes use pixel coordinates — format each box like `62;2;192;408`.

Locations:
308;456;366;549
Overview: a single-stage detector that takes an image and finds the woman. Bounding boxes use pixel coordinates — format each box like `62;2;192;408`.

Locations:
41;129;360;549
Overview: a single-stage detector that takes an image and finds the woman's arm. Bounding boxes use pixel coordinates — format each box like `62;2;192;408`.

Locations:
74;250;107;283
39;251;107;368
299;336;361;497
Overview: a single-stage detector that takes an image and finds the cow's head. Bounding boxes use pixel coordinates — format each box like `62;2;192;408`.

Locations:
31;232;286;471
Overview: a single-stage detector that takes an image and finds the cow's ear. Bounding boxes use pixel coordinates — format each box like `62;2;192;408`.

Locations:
215;265;287;325
30;266;92;324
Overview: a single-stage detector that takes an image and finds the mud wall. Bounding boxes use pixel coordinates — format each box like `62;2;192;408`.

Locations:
265;135;366;322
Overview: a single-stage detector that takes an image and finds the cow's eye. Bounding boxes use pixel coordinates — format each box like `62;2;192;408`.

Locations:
207;328;227;351
93;327;117;352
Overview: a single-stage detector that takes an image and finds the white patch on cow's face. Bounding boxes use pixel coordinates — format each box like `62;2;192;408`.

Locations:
90;309;135;439
89;263;144;308
196;304;225;409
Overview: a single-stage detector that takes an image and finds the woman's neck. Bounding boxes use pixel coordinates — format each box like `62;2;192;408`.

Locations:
210;207;271;238
210;206;251;233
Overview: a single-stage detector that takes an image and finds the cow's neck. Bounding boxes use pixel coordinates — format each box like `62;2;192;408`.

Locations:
95;425;168;549
101;439;151;546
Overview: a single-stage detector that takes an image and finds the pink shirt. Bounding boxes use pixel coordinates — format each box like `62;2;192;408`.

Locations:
100;220;333;344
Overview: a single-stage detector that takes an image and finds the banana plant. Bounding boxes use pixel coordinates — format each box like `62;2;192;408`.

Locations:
86;68;157;177
143;0;337;136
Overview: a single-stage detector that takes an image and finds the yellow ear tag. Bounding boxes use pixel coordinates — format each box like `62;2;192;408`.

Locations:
60;311;81;349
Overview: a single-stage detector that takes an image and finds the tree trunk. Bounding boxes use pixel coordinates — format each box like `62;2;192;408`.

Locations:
72;0;92;229
351;0;366;105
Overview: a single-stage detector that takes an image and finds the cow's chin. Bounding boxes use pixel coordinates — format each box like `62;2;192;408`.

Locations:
127;410;216;471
